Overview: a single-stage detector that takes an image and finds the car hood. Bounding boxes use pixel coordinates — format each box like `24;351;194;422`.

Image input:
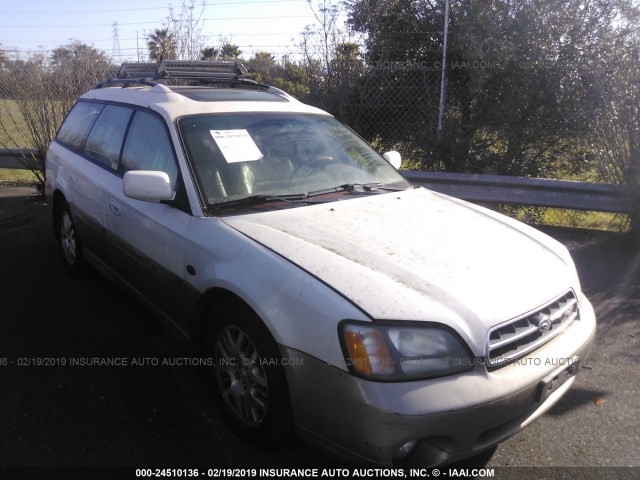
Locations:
221;188;579;354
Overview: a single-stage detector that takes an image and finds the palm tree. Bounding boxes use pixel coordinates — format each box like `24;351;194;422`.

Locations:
200;47;217;60
200;43;242;61
146;28;177;61
219;43;242;60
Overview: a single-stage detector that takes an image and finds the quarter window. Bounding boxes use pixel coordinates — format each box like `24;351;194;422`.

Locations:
56;102;104;151
121;111;178;187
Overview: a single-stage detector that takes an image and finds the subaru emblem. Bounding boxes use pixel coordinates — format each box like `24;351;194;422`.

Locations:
538;317;552;332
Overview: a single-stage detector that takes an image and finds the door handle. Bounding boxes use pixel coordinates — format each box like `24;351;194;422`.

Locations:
109;199;121;215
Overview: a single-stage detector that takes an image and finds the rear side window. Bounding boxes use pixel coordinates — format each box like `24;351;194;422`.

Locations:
56;102;104;151
121;110;178;187
83;105;133;170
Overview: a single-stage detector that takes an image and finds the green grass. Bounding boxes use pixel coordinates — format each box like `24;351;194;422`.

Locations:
0;168;39;184
540;208;629;232
493;203;630;232
0;100;44;187
503;204;629;232
0;99;33;148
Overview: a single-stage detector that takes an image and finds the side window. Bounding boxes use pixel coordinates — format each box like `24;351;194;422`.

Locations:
83;105;133;170
121;111;178;187
56;102;104;151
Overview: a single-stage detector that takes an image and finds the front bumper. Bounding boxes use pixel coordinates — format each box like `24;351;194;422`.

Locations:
282;296;596;466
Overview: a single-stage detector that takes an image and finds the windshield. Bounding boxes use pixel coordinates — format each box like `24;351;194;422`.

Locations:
178;112;411;207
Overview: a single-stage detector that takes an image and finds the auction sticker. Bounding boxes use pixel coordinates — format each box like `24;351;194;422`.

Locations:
210;129;263;163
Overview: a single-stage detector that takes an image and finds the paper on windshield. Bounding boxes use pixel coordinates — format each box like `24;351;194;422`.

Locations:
210;129;264;163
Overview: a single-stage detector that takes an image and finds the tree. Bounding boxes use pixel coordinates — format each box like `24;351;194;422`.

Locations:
217;43;242;60
245;53;311;100
167;0;207;60
244;51;278;83
300;0;352;113
199;42;242;61
147;28;178;61
441;0;617;176
271;59;311;99
328;42;364;121
344;0;445;162
588;40;640;236
0;43;115;193
50;41;110;69
49;41;113;106
345;0;640;176
306;0;341;93
250;51;276;68
200;47;217;60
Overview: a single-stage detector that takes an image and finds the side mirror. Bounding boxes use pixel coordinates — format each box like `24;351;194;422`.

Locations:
123;171;175;202
383;151;402;170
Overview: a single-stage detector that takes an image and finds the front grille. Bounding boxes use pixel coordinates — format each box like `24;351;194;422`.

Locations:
486;290;579;368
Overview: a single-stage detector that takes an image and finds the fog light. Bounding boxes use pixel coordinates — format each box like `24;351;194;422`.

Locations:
394;440;418;460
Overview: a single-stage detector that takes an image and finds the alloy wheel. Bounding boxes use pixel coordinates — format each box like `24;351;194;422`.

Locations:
214;325;269;426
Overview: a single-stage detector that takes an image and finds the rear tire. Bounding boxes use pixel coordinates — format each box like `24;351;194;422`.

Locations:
204;302;293;445
55;201;88;276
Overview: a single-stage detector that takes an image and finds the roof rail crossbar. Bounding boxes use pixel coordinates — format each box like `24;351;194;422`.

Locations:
159;60;248;79
117;60;248;80
116;62;159;79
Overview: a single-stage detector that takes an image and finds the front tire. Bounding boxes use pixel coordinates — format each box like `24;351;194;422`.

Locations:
204;303;293;445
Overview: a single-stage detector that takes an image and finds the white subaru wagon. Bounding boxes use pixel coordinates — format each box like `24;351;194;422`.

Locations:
46;61;596;466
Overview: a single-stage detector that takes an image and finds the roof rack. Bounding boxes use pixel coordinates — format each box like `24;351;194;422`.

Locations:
119;59;248;80
94;59;257;89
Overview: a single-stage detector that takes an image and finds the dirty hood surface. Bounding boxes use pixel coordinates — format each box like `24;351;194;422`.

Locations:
221;188;578;352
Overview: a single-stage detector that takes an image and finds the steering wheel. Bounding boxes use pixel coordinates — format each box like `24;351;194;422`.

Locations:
290;156;338;180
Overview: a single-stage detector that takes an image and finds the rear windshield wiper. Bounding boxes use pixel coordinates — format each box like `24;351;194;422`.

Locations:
207;193;307;212
307;183;404;197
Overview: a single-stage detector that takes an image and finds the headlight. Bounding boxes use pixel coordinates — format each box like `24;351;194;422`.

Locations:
339;321;475;381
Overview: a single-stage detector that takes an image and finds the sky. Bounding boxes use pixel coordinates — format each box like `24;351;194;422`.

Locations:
0;0;344;62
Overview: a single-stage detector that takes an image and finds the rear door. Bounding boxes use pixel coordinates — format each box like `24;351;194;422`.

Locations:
53;101;131;262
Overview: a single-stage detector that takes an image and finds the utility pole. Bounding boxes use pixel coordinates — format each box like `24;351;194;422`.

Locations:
436;0;450;171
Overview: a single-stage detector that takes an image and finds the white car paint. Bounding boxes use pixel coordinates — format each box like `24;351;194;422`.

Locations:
222;187;579;356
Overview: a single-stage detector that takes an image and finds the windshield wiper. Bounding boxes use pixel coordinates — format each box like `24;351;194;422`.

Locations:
208;184;407;212
208;193;308;212
307;183;403;197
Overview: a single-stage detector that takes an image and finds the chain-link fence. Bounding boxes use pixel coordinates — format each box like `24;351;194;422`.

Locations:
344;66;441;168
0;62;119;150
0;62;119;190
332;58;601;179
0;55;621;178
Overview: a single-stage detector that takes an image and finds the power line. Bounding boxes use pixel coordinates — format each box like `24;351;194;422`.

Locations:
0;6;168;14
0;15;315;29
5;32;302;44
0;1;305;15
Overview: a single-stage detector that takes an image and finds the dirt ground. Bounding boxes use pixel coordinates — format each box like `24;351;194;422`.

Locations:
0;184;638;479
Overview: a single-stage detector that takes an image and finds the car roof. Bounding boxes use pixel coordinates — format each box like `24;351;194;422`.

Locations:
79;84;330;120
168;86;289;102
79;60;331;120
